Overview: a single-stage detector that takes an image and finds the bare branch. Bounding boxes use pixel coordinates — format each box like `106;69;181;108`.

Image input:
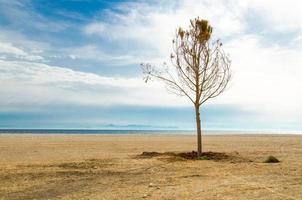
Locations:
141;18;231;107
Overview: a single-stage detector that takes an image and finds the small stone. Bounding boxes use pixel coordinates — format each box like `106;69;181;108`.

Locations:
149;183;155;187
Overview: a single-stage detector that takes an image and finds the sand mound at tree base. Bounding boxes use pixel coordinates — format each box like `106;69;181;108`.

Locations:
137;151;248;162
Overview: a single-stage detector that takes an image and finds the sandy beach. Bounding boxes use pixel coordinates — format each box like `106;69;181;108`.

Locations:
0;134;301;200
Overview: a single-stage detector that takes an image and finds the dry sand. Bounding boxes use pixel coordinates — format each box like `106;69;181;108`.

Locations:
0;134;301;200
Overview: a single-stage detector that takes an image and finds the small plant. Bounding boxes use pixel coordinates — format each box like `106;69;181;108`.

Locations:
264;155;280;163
198;156;210;160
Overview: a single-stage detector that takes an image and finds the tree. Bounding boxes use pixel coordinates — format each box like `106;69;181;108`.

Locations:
141;18;231;156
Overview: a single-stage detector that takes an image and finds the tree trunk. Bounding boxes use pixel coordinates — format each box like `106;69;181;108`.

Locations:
195;105;202;156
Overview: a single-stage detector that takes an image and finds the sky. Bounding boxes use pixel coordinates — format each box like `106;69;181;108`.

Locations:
0;0;302;131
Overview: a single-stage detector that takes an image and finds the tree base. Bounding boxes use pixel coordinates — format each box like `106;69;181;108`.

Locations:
137;151;232;161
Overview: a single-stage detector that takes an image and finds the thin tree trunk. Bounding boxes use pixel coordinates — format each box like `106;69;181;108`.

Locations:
195;105;202;156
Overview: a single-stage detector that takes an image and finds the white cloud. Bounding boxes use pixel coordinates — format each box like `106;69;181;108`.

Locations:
69;54;76;60
83;0;246;63
0;42;44;61
0;59;189;109
246;0;302;32
84;22;105;35
0;42;27;56
0;29;49;51
219;34;302;118
82;0;302;60
68;45;136;65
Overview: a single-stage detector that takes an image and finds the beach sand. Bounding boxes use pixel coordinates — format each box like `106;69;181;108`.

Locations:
0;134;301;200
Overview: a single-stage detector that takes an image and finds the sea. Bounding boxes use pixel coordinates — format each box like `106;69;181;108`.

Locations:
0;129;300;135
0;129;195;135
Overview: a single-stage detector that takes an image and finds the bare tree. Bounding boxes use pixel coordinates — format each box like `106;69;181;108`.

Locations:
141;18;231;156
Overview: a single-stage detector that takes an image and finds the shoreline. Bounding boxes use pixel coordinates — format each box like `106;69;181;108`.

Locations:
1;132;302;136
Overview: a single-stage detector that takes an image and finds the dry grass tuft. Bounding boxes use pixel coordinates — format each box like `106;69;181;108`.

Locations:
264;155;280;163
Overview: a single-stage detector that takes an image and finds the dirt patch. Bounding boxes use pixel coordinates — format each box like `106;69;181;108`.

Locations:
140;151;163;158
56;160;113;170
178;151;230;160
136;151;248;162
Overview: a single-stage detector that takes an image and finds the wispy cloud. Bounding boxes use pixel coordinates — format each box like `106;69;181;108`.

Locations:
82;0;246;63
67;45;137;66
0;0;71;32
0;59;189;110
0;42;44;61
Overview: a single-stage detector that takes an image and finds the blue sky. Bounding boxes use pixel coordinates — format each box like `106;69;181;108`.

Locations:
0;0;302;131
